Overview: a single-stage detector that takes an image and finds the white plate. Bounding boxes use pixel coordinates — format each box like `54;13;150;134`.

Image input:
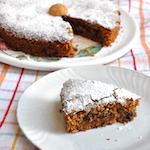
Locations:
0;8;139;71
17;65;150;150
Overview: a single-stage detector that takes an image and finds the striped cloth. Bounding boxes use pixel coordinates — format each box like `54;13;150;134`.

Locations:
0;0;150;149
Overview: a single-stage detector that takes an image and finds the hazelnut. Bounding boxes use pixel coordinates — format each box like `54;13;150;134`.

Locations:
49;3;68;16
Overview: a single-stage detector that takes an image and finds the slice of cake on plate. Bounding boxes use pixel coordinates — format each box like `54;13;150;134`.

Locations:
60;79;141;133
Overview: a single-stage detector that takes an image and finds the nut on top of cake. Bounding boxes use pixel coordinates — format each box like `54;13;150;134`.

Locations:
60;79;141;133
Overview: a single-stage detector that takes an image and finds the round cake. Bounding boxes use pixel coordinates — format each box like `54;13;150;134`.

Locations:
0;0;120;57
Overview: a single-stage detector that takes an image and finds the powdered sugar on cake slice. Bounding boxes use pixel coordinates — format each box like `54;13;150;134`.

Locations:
60;79;141;114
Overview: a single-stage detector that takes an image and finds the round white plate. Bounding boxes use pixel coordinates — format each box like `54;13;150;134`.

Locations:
17;65;150;150
0;8;139;71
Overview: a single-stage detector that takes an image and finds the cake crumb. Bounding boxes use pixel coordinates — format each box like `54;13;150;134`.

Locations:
66;27;73;34
106;138;110;140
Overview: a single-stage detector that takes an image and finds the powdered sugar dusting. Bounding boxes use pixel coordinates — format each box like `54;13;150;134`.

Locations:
65;0;120;29
0;0;73;42
0;0;120;42
61;79;141;114
115;124;135;132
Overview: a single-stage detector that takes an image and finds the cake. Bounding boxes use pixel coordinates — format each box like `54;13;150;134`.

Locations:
60;79;141;133
0;0;120;57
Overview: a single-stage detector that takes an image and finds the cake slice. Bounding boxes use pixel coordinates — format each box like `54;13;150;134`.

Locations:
60;79;141;133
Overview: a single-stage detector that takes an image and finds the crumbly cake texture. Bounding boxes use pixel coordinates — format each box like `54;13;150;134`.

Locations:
60;79;141;133
0;0;120;57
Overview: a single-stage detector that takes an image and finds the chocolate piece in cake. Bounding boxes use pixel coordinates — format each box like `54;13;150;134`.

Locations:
60;79;141;133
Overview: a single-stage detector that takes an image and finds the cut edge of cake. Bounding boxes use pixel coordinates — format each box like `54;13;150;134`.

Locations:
63;11;121;47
